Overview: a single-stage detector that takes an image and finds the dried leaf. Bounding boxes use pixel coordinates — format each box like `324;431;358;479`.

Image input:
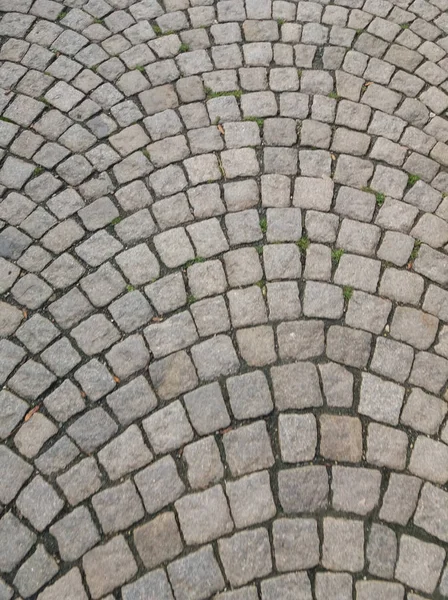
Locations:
330;153;336;161
217;124;225;135
365;81;373;86
220;426;233;435
113;375;120;383
22;309;28;319
24;406;40;422
152;316;164;322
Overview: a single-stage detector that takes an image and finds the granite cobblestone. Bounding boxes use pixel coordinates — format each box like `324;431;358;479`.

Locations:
0;1;448;598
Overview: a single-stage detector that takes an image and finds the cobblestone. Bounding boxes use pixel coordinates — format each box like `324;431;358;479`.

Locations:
134;511;182;570
322;517;365;572
332;466;381;515
320;362;353;408
271;361;323;410
1;1;448;596
16;475;64;532
279;413;317;463
183;436;223;491
134;456;185;514
227;371;273;419
83;536;137;599
143;400;193;454
0;512;36;573
98;424;152;479
409;435;448;484
279;465;329;513
14;412;57;457
223;421;274;477
359;373;405;425
50;506;99;562
326;325;372;368
395;534;445;594
57;457;102;506
13;544;58;598
184;382;230;435
92;479;144;535
168;546;225;600
320;415;362;462
175;485;233;545
219;528;272;587
315;573;352;600
367;423;408;471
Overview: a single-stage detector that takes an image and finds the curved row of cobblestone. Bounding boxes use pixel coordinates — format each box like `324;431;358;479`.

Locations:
1;0;448;598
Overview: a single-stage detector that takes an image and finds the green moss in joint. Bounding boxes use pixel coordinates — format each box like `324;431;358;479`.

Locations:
408;173;420;187
296;236;310;251
343;286;353;301
332;248;344;264
244;116;264;127
33;166;44;177
206;88;242;99
184;257;205;268
410;239;421;261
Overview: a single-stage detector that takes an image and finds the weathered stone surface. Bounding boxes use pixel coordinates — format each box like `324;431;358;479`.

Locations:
322;518;365;572
134;512;183;570
279;413;317;463
0;445;33;505
13;545;59;598
3;4;448;594
366;523;398;580
395;535;445;594
359;373;405;426
122;570;174;600
57;457;103;506
278;465;329;513
414;483;448;543
16;475;64;532
168;546;225;600
218;528;272;587
175;485;233;544
271;362;323;410
92;480;144;535
320;415;362;462
273;517;320;571
98;425;152;480
223;421;274;477
134;456;185;514
0;512;36;573
83;536;137;599
409;436;448;484
367;423;408;471
37;568;88;600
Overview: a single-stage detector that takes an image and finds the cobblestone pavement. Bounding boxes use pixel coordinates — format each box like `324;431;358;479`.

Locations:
1;0;448;598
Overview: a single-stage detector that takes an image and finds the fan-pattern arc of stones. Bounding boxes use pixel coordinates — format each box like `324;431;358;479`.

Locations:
2;0;448;600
